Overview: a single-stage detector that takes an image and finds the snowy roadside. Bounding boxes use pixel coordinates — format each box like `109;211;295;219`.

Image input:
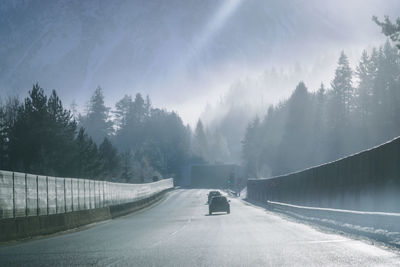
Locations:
245;197;400;249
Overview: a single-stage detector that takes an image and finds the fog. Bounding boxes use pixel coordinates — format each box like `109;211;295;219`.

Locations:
1;0;399;126
2;2;400;260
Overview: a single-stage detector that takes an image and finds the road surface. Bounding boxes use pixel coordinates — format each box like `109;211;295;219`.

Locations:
1;189;400;266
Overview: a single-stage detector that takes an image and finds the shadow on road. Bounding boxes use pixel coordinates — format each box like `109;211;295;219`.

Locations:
204;213;229;216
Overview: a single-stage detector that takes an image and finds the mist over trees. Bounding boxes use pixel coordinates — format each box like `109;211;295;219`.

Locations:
191;119;231;165
0;85;192;183
242;40;400;178
199;67;312;164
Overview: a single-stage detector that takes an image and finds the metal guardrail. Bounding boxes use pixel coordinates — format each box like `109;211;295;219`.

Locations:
0;170;173;219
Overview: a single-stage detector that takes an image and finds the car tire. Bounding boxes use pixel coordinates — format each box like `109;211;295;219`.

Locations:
209;209;212;215
227;208;230;214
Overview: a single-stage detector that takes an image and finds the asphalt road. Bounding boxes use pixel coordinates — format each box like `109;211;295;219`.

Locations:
1;189;400;266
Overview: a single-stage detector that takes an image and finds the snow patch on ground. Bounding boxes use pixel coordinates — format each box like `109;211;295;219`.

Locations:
248;199;400;249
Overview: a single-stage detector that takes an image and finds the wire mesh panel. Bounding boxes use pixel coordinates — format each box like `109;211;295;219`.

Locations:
103;181;109;207
98;181;103;208
108;183;114;205
84;179;90;210
55;177;65;213
26;174;38;216
78;179;85;210
13;172;26;217
94;180;100;208
110;183;117;205
0;170;14;219
90;180;95;209
71;178;79;211
120;185;127;204
65;178;72;212
0;169;174;219
47;177;56;215
117;183;123;204
102;179;173;207
98;180;103;208
37;175;47;215
135;184;151;201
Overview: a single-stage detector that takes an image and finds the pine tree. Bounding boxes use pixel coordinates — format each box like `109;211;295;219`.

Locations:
372;41;400;141
99;137;120;179
75;127;101;178
356;50;376;126
80;87;113;144
331;51;353;116
46;90;77;175
193;119;209;161
312;83;327;164
373;16;400;48
279;82;312;173
9;84;49;173
242;117;261;177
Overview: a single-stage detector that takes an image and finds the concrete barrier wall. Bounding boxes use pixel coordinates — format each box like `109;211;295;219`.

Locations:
0;171;173;220
247;137;400;212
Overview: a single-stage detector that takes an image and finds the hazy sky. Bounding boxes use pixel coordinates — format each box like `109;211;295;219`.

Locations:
1;0;399;125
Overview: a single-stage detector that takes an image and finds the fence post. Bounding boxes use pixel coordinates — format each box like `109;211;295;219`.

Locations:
77;179;80;210
83;180;85;210
103;181;106;208
97;181;99;208
89;180;91;209
25;173;28;217
36;175;39;216
94;181;96;209
96;181;98;208
98;181;100;208
71;179;74;212
64;178;66;213
46;176;49;215
93;180;95;209
55;178;58;213
12;172;15;218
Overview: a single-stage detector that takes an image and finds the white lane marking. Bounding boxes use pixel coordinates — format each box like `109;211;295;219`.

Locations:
268;201;400;217
291;239;348;245
170;218;192;236
150;217;193;248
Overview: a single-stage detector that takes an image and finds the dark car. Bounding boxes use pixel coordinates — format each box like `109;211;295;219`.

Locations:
207;190;221;204
209;196;230;215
